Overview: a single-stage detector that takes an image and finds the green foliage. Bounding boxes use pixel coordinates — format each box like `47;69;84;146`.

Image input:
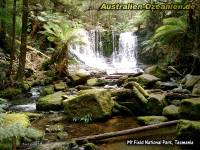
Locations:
72;114;93;124
0;88;22;98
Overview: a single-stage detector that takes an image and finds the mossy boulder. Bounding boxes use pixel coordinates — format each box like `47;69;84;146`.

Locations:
144;65;169;81
63;89;114;121
54;81;67;91
70;69;90;85
182;74;200;89
86;78;107;86
3;113;30;127
146;91;167;115
192;81;200;95
40;85;54;96
36;91;64;111
134;74;160;87
155;81;179;90
0;88;22;99
179;97;200;120
177;120;200;147
162;105;180;119
137;116;168;125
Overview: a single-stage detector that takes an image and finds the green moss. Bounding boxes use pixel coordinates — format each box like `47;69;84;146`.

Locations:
54;82;67;91
63;89;114;121
86;78;107;86
179;97;200;119
177;120;200;145
0;88;22;98
3;113;30;127
162;105;179;119
40;85;54;96
36;91;64;111
134;74;160;87
84;143;96;150
137;116;168;125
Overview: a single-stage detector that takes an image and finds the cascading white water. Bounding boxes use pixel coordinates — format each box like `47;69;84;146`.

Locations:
69;29;142;74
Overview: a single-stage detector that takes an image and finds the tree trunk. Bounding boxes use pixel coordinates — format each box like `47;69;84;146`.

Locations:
10;0;17;75
75;120;178;142
0;0;6;49
12;136;17;150
16;0;29;81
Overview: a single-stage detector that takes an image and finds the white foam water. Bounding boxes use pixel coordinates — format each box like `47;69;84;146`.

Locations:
69;29;142;74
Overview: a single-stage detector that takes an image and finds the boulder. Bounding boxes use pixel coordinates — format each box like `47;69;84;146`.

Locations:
170;100;181;106
54;81;67;91
137;116;168;125
36;91;64;111
162;105;180;119
155;81;179;90
177;120;200;147
76;85;92;91
86;78;107;86
183;74;200;89
146;91;167;115
63;89;114;121
134;74;160;87
40;85;54;96
70;69;90;85
192;81;200;95
179;97;200;120
144;65;169;81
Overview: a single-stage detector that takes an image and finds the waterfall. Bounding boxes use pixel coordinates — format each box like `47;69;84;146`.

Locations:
69;29;142;74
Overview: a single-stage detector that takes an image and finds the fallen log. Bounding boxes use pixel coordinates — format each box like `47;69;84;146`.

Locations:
75;120;178;143
168;66;183;77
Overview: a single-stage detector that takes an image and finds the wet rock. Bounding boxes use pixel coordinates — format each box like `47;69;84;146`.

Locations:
36;91;64;111
171;87;191;94
170;100;181;106
146;91;166;115
192;81;200;95
54;81;67;91
137;116;168;125
110;88;134;101
40;85;54;96
182;74;200;90
70;69;90;85
144;65;169;81
63;89;114;121
179;97;200;120
116;75;128;86
86;78;107;86
155;81;179;90
162;105;180;119
134;74;160;87
177;120;200;147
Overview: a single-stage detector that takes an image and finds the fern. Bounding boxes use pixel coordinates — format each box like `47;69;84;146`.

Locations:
72;114;93;124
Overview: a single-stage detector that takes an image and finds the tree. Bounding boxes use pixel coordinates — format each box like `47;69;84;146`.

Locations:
41;21;83;76
16;0;29;81
10;0;17;75
0;0;6;49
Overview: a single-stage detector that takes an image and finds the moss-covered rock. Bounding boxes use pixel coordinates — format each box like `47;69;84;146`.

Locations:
40;85;54;96
54;81;67;91
177;120;200;147
155;81;179;90
144;65;169;81
192;81;200;95
86;78;107;86
134;74;160;87
63;89;114;121
84;143;96;150
179;97;200;120
70;69;90;85
146;91;166;115
3;113;30;127
162;105;179;119
36;91;64;111
183;74;200;89
0;88;22;99
76;85;92;91
137;116;168;125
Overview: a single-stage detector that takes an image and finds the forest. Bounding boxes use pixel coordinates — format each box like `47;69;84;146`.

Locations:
0;0;200;150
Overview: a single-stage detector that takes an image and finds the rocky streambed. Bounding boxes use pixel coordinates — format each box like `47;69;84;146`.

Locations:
1;65;200;149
